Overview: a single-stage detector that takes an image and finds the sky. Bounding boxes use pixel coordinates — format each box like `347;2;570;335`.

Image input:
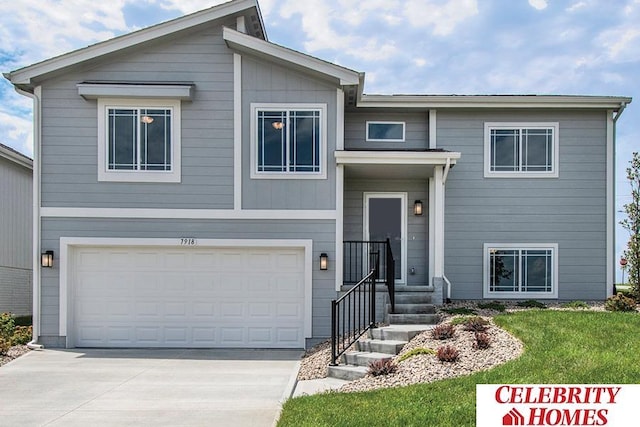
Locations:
0;0;638;281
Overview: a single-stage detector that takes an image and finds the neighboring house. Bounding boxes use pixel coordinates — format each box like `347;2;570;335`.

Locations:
4;0;631;349
0;143;33;316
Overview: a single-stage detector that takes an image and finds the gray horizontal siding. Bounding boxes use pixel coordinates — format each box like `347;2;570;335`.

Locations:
39;218;336;342
0;157;32;270
439;109;608;300
39;23;238;209
241;57;338;210
0;267;32;316
344;179;428;285
344;110;428;150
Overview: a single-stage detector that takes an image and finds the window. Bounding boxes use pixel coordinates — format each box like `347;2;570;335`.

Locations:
483;243;558;299
484;122;559;178
366;121;405;142
98;99;181;182
251;104;326;179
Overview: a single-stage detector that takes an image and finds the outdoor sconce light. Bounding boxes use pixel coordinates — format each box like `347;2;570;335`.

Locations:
414;200;424;216
319;253;329;270
41;250;54;268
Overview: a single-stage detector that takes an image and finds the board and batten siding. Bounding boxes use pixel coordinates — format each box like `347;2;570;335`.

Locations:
344;179;429;286
0;155;33;315
438;109;608;300
39;218;336;347
241;56;338;210
344;111;429;150
39;22;237;209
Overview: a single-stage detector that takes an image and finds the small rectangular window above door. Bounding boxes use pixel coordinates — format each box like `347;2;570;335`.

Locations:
366;121;406;142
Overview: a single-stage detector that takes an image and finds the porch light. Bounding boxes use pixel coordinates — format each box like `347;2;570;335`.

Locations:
319;253;329;270
413;200;424;216
41;250;54;268
140;115;154;124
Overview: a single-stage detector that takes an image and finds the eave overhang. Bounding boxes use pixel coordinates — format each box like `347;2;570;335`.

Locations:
77;82;195;100
223;27;362;86
5;0;263;89
357;94;632;111
0;143;33;170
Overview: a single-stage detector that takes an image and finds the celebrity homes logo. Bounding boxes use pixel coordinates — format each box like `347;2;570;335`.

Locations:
476;384;640;426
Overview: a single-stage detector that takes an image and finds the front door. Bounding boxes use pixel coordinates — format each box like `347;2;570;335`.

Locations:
364;193;407;284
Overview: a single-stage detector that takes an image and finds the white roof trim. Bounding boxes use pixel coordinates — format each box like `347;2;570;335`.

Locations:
223;27;361;86
0;144;33;170
77;83;194;100
335;150;461;166
7;0;260;85
358;94;632;110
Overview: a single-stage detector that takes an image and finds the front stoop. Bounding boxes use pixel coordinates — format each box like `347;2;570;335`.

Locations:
327;324;434;381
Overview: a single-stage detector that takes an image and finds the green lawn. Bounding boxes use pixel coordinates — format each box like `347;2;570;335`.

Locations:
278;310;640;427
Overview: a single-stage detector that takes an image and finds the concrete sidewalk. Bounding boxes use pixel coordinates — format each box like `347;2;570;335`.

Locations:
0;348;301;426
291;377;349;397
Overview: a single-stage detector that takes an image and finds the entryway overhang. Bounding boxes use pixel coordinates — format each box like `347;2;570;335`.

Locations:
335;150;461;179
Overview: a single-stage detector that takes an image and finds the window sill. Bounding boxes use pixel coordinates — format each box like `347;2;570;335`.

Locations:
484;172;559;179
250;171;327;180
98;170;181;183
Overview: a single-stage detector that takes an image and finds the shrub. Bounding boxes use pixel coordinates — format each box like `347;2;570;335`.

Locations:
0;312;15;339
449;316;474;326
367;358;398;376
0;336;10;355
561;300;589;309
462;316;490;332
477;301;506;312
473;332;491;350
398;347;435;362
516;300;547;309
11;326;32;346
442;307;477;315
605;293;637;312
436;345;459;362
431;324;456;340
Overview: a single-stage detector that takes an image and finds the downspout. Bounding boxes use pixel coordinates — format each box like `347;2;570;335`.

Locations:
15;85;44;350
442;157;453;300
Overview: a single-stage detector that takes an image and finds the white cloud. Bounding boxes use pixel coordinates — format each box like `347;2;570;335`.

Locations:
566;1;587;12
528;0;548;10
0;109;33;157
157;0;228;15
403;0;479;36
413;58;428;67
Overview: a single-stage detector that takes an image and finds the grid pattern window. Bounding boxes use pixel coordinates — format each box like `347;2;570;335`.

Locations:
108;108;172;171
484;244;557;298
484;123;559;178
366;122;405;142
97;98;181;183
252;104;326;179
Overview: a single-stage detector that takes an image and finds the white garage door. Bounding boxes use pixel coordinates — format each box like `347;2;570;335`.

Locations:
72;246;306;348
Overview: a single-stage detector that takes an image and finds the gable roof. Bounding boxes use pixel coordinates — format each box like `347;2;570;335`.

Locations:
0;143;33;170
5;0;265;90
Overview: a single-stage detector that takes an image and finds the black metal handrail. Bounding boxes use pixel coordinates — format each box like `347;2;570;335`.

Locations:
330;253;378;366
385;239;395;312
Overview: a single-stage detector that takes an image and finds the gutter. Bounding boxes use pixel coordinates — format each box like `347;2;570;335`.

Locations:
14;86;44;350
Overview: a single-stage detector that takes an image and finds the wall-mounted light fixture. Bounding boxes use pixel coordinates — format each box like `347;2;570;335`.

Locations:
319;253;328;270
413;200;424;216
41;250;54;268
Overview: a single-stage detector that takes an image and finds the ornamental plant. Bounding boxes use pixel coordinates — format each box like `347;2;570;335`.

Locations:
621;152;640;299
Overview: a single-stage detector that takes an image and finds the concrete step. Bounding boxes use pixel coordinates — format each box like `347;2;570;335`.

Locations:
342;351;394;367
394;293;432;304
392;303;436;314
395;285;435;293
357;339;406;355
370;325;434;342
388;313;439;325
327;364;369;381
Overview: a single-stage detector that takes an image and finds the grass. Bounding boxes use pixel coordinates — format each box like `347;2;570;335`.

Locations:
278;310;640;427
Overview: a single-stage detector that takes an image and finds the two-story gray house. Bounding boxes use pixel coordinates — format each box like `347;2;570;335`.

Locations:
5;0;631;349
0;143;33;316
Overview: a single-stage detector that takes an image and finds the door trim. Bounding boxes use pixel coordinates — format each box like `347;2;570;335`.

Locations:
363;192;407;284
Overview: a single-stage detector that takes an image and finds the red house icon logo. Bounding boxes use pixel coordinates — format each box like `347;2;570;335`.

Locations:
503;408;525;425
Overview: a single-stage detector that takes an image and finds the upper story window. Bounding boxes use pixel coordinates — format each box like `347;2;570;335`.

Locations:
366;121;405;142
483;243;558;299
484;122;559;178
251;103;327;179
98;99;181;182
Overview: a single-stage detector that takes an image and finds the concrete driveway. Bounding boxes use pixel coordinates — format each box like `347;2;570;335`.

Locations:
0;348;301;426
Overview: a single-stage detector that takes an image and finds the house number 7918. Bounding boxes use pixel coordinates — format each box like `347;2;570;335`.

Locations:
180;238;197;246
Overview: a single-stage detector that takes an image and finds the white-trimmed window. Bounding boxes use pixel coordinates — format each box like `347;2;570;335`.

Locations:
366;121;405;142
251;103;327;179
97;98;181;182
484;122;559;178
483;243;558;299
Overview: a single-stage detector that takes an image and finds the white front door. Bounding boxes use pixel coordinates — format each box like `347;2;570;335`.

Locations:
363;193;407;284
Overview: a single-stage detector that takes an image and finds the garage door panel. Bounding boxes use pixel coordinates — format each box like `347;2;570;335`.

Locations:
73;246;305;348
